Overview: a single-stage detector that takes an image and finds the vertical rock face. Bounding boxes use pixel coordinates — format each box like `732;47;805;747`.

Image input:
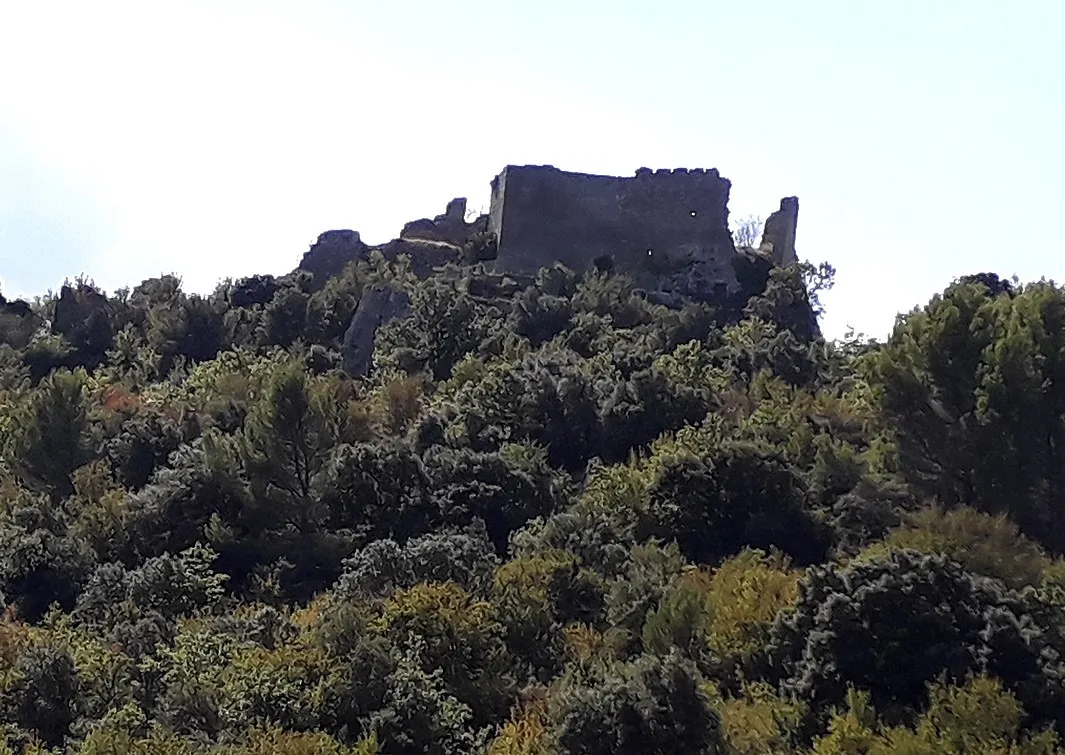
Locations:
487;165;739;302
760;197;799;266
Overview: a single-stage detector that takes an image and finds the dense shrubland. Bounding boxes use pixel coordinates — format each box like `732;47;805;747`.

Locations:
1;253;1064;753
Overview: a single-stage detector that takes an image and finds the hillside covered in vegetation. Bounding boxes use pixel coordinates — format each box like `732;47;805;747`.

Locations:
1;250;1064;754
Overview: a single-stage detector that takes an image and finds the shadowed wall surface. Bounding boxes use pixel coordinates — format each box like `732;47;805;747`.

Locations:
488;165;739;298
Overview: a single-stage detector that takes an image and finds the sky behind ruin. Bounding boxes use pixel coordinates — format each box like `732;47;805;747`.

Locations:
1;0;1063;338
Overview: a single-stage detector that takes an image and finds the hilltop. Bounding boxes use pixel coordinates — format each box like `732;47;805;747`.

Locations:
0;178;1064;752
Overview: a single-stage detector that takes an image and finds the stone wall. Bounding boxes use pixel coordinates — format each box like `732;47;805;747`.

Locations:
298;230;370;289
401;197;486;247
760;197;799;266
297;164;802;376
487;165;738;301
298;228;463;289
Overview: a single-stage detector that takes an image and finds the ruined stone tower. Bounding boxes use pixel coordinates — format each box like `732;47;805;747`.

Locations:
759;196;799;266
487;165;740;302
297;164;803;375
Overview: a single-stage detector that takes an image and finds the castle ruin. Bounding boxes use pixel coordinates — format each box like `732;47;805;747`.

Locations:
296;164;801;373
303;164;800;297
486;165;741;303
759;196;799;266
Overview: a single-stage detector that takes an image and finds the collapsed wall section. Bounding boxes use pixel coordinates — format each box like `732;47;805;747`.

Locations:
760;197;799;266
488;165;739;300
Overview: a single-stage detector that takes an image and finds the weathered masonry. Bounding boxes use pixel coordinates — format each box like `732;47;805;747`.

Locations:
486;165;742;301
295;163;802;374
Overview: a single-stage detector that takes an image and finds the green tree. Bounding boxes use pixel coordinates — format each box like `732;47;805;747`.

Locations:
0;642;81;748
374;272;501;381
376;581;514;728
239;361;332;520
547;651;726;755
769;550;1065;730
865;278;1065;552
5;368;90;499
861;506;1052;589
640;440;828;566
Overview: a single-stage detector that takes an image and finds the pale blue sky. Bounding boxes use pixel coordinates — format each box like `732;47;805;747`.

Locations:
1;1;1062;339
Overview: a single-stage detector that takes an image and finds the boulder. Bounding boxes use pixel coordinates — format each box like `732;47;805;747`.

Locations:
341;286;412;376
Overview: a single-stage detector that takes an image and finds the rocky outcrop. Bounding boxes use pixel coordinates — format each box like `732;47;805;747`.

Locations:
466;273;530;301
373;237;462;277
341;286;412;376
0;293;33;319
52;284;112;340
401;197;488;247
297;225;472;290
298;230;371;289
227;275;278;308
296;225;466;377
306;166;800;378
